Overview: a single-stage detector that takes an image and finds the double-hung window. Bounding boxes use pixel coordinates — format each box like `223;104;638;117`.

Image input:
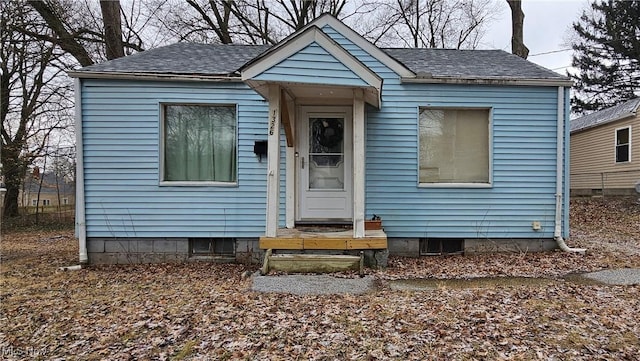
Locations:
615;127;631;163
162;104;237;184
419;108;490;185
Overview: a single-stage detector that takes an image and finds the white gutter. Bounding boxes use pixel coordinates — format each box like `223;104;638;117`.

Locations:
555;86;586;253
67;71;242;83
75;78;88;263
402;76;573;87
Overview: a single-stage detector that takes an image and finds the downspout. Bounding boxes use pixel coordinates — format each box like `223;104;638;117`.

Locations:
555;86;585;253
75;78;88;263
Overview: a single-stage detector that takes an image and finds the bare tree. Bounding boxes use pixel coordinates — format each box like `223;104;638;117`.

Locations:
371;0;500;49
230;0;349;43
149;0;236;44
257;0;347;31
1;2;73;217
26;0;95;66
25;0;143;66
507;0;528;58
4;0;151;218
151;0;498;49
151;0;351;45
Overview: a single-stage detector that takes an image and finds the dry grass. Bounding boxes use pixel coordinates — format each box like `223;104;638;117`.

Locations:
1;198;639;360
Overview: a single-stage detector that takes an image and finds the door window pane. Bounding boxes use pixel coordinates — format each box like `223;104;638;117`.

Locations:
309;117;344;189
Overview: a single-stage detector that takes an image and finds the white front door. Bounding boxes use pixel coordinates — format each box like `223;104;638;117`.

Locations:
298;106;353;221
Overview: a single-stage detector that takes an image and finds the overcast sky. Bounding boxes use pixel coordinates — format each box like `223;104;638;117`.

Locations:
482;0;592;75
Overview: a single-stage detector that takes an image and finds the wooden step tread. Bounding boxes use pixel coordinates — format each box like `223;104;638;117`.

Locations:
260;229;387;250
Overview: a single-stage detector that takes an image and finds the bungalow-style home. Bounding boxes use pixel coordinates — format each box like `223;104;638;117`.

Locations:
68;14;581;266
570;98;640;196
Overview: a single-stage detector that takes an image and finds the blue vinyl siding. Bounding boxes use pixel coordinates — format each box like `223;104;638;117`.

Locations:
80;24;569;241
319;24;567;239
364;86;561;239
81;79;269;238
253;42;368;87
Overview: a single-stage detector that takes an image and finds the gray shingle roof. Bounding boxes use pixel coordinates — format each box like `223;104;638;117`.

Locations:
570;97;640;133
78;43;270;76
383;48;568;80
74;42;569;81
23;173;75;195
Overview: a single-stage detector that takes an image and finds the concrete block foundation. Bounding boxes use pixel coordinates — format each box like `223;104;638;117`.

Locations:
86;237;559;265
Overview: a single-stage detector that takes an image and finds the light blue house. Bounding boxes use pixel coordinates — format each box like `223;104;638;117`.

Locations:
69;15;580;265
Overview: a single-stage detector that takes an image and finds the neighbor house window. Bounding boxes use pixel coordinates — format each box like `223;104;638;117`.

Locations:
419;108;490;184
42;199;51;206
615;127;631;163
62;198;69;205
162;104;237;183
31;199;37;206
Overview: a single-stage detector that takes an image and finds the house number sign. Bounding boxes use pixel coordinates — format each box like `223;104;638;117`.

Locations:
269;110;277;135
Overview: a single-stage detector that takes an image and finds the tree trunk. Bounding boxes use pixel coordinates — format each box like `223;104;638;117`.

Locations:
99;0;125;60
1;148;24;218
507;0;529;59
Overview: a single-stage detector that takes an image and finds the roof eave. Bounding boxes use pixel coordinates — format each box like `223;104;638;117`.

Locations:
67;70;242;82
401;76;573;87
570;112;637;134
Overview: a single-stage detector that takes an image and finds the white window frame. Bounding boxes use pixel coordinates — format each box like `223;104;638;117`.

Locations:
417;106;493;188
42;199;51;206
63;198;69;205
159;102;239;187
614;126;631;164
31;199;37;206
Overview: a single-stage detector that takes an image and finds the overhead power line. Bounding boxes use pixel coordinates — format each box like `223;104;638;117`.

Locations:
528;48;573;57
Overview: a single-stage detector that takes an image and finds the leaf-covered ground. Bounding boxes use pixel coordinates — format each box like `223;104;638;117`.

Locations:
1;197;639;360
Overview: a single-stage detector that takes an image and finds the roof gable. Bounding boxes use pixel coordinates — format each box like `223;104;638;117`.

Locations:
241;25;382;107
250;42;370;87
306;14;415;78
571;97;640;133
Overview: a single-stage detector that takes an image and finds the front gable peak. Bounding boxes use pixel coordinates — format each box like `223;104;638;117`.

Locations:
241;24;383;107
305;14;415;78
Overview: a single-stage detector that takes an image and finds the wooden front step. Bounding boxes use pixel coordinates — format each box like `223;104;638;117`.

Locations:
260;250;363;275
259;229;387;250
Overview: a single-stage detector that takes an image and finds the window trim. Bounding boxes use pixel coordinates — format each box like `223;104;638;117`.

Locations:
417;106;493;188
614;125;631;164
159;102;239;187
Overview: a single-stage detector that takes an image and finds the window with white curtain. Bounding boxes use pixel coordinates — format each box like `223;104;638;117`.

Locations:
162;104;237;183
419;108;490;184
